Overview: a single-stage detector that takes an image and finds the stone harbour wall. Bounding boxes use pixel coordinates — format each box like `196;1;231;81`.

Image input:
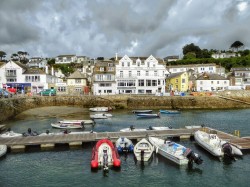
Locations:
1;90;250;123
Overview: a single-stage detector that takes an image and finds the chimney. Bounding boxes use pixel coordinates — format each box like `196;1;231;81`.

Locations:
51;66;54;76
115;53;118;61
45;66;48;74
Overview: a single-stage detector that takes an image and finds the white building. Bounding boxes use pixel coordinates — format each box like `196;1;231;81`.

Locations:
92;60;116;95
55;55;77;64
167;63;217;75
196;73;229;91
27;57;47;68
116;55;167;94
212;52;239;59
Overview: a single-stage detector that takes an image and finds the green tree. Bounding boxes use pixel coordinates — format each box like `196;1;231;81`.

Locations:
230;41;244;52
11;53;19;61
47;58;55;65
182;43;201;58
0;51;6;61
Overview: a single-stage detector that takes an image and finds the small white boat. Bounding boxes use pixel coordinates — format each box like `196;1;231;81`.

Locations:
90;113;112;119
120;125;147;132
148;126;172;130
137;113;160;118
58;119;94;125
115;137;134;153
51;122;83;129
39;130;96;136
0;131;23;138
194;130;243;158
0;145;7;158
134;138;154;161
132;110;152;114
89;107;112;112
149;137;203;165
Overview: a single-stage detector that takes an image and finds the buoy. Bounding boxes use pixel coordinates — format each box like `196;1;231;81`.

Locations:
91;160;98;169
113;159;121;167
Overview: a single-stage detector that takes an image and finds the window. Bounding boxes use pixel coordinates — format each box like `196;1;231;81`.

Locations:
100;67;104;71
224;81;227;84
75;79;81;83
154;71;157;76
152;80;157;86
138;80;144;86
182;78;185;83
120;71;123;78
106;74;112;81
138;90;144;94
128;62;130;67
146;80;151;86
108;63;113;67
146;71;149;76
129;71;132;77
200;81;203;85
211;81;214;84
6;70;16;76
58;87;66;92
217;81;219;84
137;62;140;66
175;79;178;83
96;75;103;81
147;62;150;67
75;87;82;92
122;62;124;67
108;67;114;71
137;71;140;76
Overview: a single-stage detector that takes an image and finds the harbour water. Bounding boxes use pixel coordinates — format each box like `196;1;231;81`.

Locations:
0;106;250;187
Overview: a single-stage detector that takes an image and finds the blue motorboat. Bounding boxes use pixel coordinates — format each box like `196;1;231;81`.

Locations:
159;109;180;114
116;137;134;153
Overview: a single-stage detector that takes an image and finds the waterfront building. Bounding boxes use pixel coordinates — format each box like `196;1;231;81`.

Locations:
116;55;167;94
66;70;88;95
0;61;31;93
92;60;116;95
196;73;229;91
167;63;217;75
229;67;250;89
55;55;77;64
163;55;180;62
166;72;189;92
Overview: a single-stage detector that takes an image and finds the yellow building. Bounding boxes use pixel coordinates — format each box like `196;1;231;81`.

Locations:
166;72;189;92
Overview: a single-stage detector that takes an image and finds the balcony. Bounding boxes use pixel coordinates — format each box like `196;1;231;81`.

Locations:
5;73;17;77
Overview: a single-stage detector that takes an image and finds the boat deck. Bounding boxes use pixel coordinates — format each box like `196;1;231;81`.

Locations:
0;127;249;151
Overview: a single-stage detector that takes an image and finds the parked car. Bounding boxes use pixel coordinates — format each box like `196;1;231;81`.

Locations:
0;88;13;98
39;89;56;96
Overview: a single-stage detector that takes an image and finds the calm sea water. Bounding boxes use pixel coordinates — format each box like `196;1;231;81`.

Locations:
0;107;250;187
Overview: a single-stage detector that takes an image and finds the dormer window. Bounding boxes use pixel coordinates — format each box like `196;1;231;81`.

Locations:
122;62;124;67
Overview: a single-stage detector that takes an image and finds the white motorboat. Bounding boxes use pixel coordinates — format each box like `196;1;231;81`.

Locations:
58;119;94;125
148;126;172;130
90;113;112;119
89;107;112;112
51;122;83;129
0;145;7;158
149;137;203;165
136;113;160;118
115;137;134;153
133;138;154;161
120;125;147;132
0;131;22;138
39;130;96;136
132;110;152;114
194;130;243;158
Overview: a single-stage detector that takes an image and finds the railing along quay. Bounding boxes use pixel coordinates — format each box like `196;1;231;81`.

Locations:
0;127;250;151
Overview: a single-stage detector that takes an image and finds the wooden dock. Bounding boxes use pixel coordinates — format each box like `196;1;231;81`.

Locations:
0;127;250;151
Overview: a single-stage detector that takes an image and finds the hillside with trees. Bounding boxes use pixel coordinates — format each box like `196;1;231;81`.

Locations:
168;41;250;72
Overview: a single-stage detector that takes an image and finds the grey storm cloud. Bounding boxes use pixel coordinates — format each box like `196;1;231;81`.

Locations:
0;0;250;59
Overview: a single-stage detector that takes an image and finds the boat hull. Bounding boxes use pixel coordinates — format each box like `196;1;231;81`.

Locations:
51;123;83;129
149;137;189;165
116;137;134;153
0;145;7;158
134;138;154;162
91;139;121;170
194;131;223;157
132;110;152;114
136;113;160;118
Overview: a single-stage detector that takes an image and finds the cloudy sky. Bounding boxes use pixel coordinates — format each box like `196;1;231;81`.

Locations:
0;0;250;59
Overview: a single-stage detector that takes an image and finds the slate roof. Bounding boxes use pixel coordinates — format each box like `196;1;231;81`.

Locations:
23;68;46;74
67;70;87;79
196;73;228;80
166;72;185;79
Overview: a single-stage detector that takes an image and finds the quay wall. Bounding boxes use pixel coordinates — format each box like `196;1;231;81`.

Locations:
1;90;250;123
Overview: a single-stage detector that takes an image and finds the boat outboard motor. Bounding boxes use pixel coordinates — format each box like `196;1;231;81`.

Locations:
103;150;109;171
184;148;203;165
130;125;135;131
141;150;145;162
222;143;234;159
28;128;32;134
148;126;153;130
46;130;50;134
